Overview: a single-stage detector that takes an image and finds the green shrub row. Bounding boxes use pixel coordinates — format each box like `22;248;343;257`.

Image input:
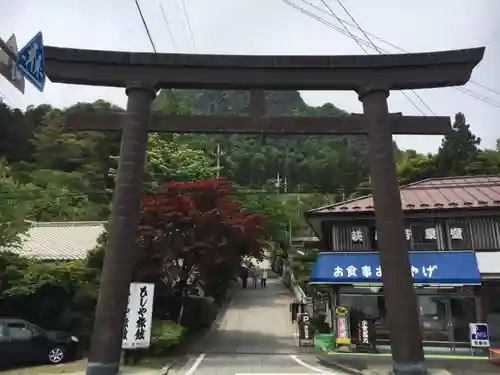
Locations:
0;251;219;355
149;320;187;356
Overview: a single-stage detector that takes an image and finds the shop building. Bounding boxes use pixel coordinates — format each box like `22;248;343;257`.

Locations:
304;175;500;352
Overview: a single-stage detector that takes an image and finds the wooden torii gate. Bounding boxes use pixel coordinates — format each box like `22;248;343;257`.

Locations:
44;46;485;375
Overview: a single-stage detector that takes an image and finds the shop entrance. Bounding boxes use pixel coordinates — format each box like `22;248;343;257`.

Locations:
337;287;476;352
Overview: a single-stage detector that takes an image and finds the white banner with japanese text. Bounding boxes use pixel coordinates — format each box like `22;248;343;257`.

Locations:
122;282;155;349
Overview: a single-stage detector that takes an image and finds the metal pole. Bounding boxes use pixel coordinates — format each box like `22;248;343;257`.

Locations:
86;83;155;375
216;143;221;178
359;88;427;375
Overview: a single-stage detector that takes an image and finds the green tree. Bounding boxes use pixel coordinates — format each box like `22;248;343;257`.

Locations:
0;161;33;247
153;89;370;196
26;169;107;221
396;152;438;185
465;149;500;175
145;134;216;188
235;193;289;241
436;112;480;176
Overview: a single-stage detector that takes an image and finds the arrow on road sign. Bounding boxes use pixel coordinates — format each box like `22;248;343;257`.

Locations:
16;31;46;92
0;34;25;94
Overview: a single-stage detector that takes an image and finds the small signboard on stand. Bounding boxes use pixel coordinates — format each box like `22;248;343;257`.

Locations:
356;318;377;353
298;312;314;348
335;306;351;349
469;323;490;356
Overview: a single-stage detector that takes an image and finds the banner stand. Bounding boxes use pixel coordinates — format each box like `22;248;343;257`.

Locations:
334;306;351;351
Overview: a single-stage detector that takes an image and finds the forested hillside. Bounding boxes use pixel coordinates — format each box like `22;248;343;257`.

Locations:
153;89;369;194
1;89;499;246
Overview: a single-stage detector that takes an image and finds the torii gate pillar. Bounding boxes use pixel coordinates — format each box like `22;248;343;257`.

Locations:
360;88;425;373
86;83;154;375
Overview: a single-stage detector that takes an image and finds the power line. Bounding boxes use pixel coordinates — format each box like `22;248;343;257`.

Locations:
459;87;500;109
282;0;426;115
333;0;436;115
133;0;181;112
0;187;341;199
289;0;500;110
134;0;158;53
179;0;196;50
319;0;367;52
469;81;500;98
158;0;178;51
318;0;430;116
300;0;498;98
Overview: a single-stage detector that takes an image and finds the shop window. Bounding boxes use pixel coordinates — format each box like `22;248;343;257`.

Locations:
445;220;473;250
470;217;500;250
335;225;371;251
417;296;449;342
418;296;446;317
338;294;390;342
369;226;378;250
371;226;411;250
449;297;476;343
410;222;439;250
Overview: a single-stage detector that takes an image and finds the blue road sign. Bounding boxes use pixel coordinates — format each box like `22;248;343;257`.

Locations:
469;323;490;348
16;31;45;92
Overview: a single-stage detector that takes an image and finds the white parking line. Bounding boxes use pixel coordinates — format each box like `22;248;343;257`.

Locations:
289;354;337;374
184;353;206;375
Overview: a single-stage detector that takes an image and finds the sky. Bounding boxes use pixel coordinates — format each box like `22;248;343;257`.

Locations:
1;0;499;153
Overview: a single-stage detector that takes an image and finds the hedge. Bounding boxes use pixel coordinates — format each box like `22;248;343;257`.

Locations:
0;251;219;355
148;320;187;356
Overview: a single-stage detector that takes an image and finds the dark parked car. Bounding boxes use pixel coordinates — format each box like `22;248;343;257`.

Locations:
0;318;79;367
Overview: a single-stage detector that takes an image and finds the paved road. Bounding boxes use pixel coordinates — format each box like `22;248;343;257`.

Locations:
167;274;341;375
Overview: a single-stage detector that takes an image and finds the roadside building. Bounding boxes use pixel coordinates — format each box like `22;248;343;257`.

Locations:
304;175;500;352
1;221;105;260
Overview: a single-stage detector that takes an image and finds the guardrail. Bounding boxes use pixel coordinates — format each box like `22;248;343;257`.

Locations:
289;271;307;303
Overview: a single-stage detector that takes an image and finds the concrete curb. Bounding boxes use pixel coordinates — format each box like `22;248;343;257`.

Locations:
159;356;187;375
159;284;238;375
209;283;237;333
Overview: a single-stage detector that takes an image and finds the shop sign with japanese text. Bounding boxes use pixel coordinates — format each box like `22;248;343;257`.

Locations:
310;251;480;285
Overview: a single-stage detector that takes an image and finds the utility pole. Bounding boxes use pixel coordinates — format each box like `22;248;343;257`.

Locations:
338;186;346;201
215;143;224;178
274;173;281;195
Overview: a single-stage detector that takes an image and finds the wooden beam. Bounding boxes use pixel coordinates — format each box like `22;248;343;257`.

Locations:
64;113;452;135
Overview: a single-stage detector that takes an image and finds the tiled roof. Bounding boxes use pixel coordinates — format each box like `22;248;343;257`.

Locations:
2;221;105;260
308;175;500;214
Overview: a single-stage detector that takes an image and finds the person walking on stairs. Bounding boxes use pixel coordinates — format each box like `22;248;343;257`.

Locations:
260;268;268;288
